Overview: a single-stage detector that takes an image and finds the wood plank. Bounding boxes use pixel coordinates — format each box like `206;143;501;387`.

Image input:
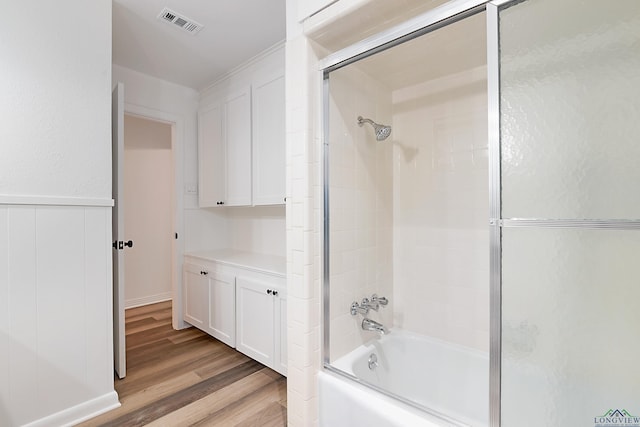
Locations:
145;370;281;427
117;344;233;398
101;360;264;426
79;372;203;426
78;301;286;427
235;401;288;427
167;327;210;344
125;301;172;318
189;374;286;427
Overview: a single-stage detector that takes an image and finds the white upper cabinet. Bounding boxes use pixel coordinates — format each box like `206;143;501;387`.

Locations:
224;86;252;207
198;45;285;208
252;72;286;206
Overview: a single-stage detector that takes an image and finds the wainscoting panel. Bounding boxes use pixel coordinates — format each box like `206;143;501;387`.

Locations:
0;204;118;427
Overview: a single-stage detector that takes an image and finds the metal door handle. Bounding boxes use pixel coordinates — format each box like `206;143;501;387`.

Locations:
112;240;134;250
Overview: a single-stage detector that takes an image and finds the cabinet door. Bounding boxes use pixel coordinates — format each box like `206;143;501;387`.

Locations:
183;264;208;329
235;277;275;367
224;87;252;206
252;72;285;205
207;271;236;347
274;291;287;376
198;103;226;207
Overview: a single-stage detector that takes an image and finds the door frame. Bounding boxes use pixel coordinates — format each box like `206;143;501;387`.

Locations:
319;1;499;426
123;103;186;330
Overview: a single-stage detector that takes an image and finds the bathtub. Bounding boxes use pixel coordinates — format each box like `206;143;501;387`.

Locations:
320;329;489;427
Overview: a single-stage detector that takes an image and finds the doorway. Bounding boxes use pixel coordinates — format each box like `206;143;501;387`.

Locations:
123;114;174;308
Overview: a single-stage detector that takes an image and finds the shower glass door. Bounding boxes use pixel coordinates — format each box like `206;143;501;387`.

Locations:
496;0;640;425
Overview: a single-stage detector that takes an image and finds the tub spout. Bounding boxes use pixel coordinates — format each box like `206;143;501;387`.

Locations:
362;318;389;335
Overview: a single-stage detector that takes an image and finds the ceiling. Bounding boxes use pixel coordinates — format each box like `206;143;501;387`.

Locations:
357;10;487;91
112;0;286;90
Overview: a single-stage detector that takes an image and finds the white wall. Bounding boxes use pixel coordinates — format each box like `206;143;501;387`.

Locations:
0;2;112;199
228;206;287;256
124;115;173;308
0;1;118;426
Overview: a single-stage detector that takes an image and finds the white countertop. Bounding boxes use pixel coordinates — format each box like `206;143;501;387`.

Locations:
184;249;286;277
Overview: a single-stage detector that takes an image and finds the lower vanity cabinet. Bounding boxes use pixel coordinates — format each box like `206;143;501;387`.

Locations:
183;263;236;347
236;276;287;376
183;252;287;376
183;263;208;330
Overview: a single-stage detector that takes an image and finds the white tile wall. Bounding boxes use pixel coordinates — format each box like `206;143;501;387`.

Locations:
327;63;394;361
286;34;322;427
392;66;489;351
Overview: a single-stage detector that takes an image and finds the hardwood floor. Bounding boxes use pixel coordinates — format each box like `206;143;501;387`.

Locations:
79;301;287;427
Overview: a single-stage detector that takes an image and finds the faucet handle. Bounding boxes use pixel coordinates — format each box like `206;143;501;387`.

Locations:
351;301;369;316
362;297;379;311
371;294;388;306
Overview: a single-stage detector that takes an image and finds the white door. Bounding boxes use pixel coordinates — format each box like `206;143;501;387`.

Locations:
112;82;126;379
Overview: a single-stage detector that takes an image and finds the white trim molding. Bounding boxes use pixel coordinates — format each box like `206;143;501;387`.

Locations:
0;195;114;207
22;391;120;427
125;293;173;309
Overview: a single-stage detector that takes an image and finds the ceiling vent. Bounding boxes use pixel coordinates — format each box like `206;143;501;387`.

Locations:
158;7;203;35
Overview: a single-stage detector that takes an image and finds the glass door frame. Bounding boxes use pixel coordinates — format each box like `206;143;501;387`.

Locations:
319;1;517;426
488;0;640;425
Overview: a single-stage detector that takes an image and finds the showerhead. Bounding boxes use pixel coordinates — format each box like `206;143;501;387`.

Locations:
357;116;392;141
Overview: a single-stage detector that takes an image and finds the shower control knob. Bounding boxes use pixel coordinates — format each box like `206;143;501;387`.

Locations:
371;294;388;306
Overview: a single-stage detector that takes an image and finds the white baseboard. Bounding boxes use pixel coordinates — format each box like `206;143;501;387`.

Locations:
23;391;120;427
125;292;172;309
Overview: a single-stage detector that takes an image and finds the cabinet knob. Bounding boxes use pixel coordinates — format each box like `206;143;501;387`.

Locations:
216;201;225;205
201;271;208;275
273;290;278;296
267;289;272;295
